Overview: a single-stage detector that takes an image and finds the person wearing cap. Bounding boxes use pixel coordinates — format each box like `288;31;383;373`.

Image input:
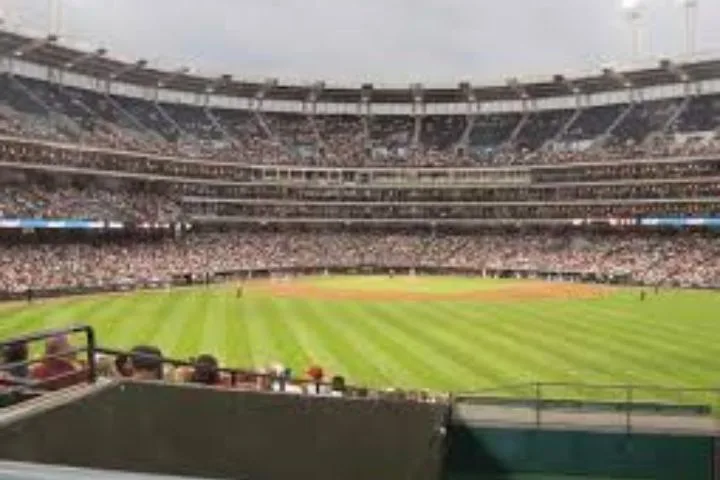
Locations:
190;354;221;386
129;345;164;381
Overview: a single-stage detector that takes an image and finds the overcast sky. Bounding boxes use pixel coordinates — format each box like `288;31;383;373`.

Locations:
0;0;719;85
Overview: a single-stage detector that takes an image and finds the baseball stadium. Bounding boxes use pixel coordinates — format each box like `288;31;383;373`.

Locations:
0;1;719;479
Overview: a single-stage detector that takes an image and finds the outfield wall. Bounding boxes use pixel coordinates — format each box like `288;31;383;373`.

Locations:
0;381;449;480
445;425;715;480
0;380;718;479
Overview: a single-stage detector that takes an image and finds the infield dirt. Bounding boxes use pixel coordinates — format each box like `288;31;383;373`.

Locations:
259;280;611;302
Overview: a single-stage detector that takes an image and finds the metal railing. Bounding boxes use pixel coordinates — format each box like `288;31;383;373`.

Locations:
0;325;97;400
454;382;720;433
3;326;718;436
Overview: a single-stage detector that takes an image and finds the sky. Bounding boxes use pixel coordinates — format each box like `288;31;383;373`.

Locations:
0;0;718;86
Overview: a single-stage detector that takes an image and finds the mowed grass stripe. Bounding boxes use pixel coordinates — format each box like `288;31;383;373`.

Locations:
560;301;718;388
303;300;412;388
337;301;460;390
271;297;351;377
423;301;597;386
251;295;308;370
508;299;710;396
435;300;624;388
361;302;487;390
287;299;395;386
536;298;714;387
25;296;126;343
149;290;206;359
468;296;675;391
489;299;681;387
381;301;510;387
325;300;441;389
0;298;85;337
575;295;720;358
197;289;230;360
221;288;253;367
106;291;185;351
569;297;720;365
169;290;215;359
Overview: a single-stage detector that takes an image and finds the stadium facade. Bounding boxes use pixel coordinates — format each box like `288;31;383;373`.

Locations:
0;29;718;293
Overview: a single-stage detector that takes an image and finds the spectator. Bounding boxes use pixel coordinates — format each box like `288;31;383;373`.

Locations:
114;353;132;378
31;335;82;390
130;345;164;381
2;341;29;379
306;364;326;395
330;375;346;397
190;354;221;386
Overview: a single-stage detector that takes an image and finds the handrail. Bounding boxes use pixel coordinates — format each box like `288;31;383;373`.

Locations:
0;324;97;389
454;381;720;434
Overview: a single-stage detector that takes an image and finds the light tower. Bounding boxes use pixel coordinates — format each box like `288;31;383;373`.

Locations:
48;0;62;36
621;0;646;60
677;0;699;58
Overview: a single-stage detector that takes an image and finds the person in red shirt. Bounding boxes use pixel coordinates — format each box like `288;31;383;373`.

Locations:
306;364;325;395
31;335;83;390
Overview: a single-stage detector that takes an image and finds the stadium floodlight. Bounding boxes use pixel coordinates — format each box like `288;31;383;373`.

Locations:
0;8;5;26
676;0;699;58
621;0;644;11
621;0;646;59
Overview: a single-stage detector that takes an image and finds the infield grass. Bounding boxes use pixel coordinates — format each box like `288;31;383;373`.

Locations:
1;276;719;403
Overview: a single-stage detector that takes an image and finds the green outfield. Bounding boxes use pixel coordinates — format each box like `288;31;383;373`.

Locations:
1;276;719;400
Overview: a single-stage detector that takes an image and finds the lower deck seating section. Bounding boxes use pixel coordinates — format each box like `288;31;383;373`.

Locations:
0;230;716;293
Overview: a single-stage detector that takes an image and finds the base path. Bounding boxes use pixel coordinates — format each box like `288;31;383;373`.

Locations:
258;280;612;302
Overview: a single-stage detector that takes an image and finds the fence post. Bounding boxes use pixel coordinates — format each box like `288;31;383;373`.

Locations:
85;326;97;384
535;382;542;427
625;385;633;434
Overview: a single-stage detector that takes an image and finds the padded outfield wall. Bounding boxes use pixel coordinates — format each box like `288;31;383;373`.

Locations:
445;425;715;479
0;381;718;479
0;381;449;480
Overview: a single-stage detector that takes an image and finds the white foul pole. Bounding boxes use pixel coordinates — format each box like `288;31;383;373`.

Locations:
621;0;646;60
678;0;699;58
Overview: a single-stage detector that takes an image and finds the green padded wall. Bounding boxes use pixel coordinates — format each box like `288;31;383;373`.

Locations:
446;426;714;480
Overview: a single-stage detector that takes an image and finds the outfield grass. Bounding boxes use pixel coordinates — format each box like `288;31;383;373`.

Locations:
1;276;719;402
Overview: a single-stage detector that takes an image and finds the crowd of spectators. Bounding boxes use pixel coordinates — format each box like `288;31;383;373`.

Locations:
1;73;720;168
1;332;440;403
0;185;180;222
0;230;717;293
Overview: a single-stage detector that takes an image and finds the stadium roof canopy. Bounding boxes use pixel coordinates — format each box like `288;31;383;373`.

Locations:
2;29;720;104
